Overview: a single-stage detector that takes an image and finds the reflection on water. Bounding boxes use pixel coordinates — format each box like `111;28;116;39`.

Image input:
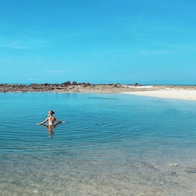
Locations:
40;122;62;138
1;93;196;195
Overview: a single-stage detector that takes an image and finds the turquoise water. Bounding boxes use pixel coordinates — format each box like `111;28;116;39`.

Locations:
1;92;196;196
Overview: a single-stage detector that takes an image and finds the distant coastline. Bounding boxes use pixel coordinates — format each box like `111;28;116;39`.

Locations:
0;81;141;93
1;81;196;97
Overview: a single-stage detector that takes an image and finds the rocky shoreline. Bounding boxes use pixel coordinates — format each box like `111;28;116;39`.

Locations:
0;81;196;93
0;81;141;93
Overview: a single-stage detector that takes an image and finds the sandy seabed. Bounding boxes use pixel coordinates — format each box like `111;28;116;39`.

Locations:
1;147;196;196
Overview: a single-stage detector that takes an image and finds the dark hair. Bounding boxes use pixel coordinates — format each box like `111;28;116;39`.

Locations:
50;110;55;114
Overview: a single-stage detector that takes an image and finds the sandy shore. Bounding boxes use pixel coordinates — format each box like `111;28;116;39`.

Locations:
123;87;196;101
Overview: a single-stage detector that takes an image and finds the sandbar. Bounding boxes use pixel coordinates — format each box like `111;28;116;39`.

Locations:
123;88;196;101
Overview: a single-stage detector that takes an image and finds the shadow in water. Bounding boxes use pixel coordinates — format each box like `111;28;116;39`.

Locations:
40;122;62;138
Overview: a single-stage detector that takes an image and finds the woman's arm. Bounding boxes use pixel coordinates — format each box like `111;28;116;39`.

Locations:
54;117;62;123
38;118;48;125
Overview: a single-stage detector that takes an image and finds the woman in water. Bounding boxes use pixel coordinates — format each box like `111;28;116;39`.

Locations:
37;110;64;137
38;110;62;125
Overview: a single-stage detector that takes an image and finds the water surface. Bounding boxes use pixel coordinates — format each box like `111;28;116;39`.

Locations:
1;93;196;195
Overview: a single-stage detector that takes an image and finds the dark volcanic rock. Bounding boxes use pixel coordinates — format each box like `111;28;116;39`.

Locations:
135;82;142;86
114;83;121;87
72;81;77;85
61;81;71;86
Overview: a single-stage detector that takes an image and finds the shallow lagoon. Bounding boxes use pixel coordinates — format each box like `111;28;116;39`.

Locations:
1;92;196;195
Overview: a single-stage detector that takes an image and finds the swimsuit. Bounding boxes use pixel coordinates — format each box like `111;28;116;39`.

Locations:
48;121;54;125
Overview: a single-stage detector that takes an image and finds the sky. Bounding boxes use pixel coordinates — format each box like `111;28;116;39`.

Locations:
0;0;196;84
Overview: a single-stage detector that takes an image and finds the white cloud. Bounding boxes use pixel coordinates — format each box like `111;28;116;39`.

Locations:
0;31;52;49
28;78;39;81
0;41;30;49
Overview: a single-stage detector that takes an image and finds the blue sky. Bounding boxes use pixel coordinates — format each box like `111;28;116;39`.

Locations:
0;0;196;84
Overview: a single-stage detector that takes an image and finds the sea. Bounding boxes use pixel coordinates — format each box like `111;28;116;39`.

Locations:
1;92;196;196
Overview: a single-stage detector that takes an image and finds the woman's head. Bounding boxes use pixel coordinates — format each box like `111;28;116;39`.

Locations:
48;110;55;115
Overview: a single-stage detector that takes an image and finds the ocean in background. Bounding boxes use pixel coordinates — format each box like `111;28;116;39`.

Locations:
1;92;196;196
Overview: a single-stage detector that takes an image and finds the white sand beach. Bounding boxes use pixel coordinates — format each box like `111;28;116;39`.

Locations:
123;88;196;101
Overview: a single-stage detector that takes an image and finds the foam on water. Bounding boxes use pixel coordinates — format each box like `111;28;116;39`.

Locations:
1;93;196;195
